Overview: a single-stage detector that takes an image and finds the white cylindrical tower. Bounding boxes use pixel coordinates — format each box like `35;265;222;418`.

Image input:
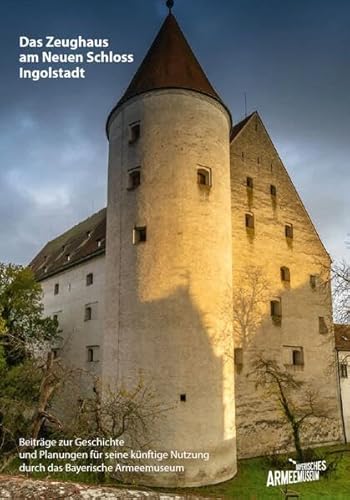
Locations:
103;12;236;487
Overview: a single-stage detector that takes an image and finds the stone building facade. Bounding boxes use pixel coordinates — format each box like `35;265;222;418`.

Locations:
30;8;344;488
230;112;343;457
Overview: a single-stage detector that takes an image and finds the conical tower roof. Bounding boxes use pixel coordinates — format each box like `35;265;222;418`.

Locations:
107;13;229;133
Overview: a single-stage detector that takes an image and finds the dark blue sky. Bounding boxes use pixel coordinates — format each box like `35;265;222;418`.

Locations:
0;0;349;263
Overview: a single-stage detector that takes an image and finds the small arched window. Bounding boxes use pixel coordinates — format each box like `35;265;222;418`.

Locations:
280;266;291;282
197;167;211;187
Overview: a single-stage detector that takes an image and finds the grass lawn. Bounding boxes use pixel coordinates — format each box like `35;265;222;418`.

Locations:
165;445;350;499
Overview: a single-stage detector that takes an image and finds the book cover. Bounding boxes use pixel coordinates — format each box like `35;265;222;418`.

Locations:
0;1;349;498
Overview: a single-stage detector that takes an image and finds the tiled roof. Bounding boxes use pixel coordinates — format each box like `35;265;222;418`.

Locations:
107;14;228;133
334;324;350;351
30;208;106;281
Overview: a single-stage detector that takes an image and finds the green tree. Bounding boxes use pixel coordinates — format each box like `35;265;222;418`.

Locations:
0;263;58;366
0;263;60;466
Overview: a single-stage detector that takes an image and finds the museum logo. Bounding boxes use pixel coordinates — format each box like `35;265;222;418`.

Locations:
266;457;327;487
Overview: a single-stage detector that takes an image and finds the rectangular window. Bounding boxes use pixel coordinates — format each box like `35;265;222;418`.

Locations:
86;273;93;286
280;266;291;282
270;184;277;196
292;349;304;366
285;223;293;239
234;348;243;366
87;345;100;363
54;283;59;295
52;311;62;324
129;122;140;144
283;345;304;367
319;316;328;334
128;169;141;190
340;363;348;378
84;306;92;321
245;213;255;229
310;275;317;289
133;226;147;244
271;299;282;324
246;176;254;189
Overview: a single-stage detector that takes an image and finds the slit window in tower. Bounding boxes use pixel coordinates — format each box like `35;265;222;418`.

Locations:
128;169;141;190
280;266;291;282
180;394;186;402
245;212;255;229
133;226;147;244
246;176;253;189
285;223;293;239
86;273;93;286
270;184;277;196
197;167;211;187
128;122;140;144
54;283;59;295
